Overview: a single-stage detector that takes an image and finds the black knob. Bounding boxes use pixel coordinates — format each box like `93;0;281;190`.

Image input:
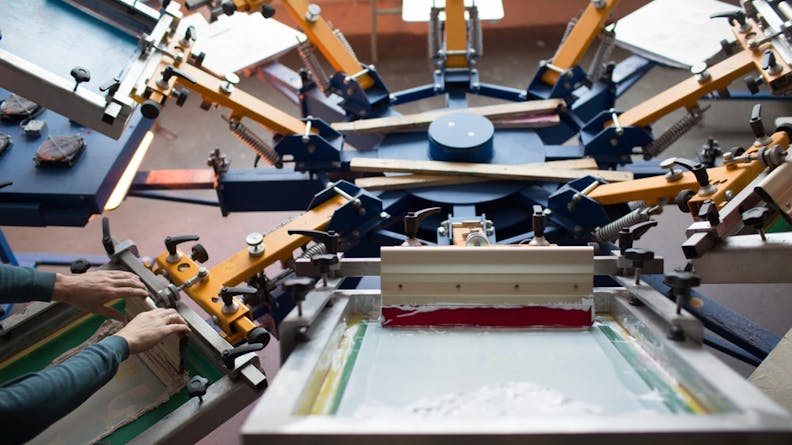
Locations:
70;66;90;91
174;88;190;107
192;51;206;67
676;189;696;213
404;207;441;239
221;0;236;15
663;270;701;291
183;25;197;43
140;100;162;119
617;220;658;253
624;247;654;269
697;200;720;226
218;286;257;307
190;243;209;263
742;206;769;226
761;50;778;72
287;230;340;254
311;253;339;274
187;375;208;401
164;234;200;256
744;75;764;94
750;103;766;140
720;38;735;56
283;277;315;305
221;342;265;369
261;4;276;18
70;258;91;274
247;327;271;347
532;205;546;238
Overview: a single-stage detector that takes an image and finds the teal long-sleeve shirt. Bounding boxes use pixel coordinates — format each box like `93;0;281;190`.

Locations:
0;264;129;444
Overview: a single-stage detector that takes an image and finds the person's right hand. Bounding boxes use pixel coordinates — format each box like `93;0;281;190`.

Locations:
116;308;190;354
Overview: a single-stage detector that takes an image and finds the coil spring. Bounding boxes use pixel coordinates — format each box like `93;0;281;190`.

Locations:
593;205;649;243
643;107;707;160
297;41;330;94
467;6;483;61
332;28;358;60
299;242;328;259
227;118;282;168
587;29;616;82
553;16;579;59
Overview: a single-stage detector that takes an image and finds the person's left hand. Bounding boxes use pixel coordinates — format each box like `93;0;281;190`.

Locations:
51;270;149;320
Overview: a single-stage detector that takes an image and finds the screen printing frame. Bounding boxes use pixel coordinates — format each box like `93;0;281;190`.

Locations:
242;285;792;444
0;0;174;139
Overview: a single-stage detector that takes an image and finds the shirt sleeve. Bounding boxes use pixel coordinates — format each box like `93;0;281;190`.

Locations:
0;263;56;303
0;335;129;444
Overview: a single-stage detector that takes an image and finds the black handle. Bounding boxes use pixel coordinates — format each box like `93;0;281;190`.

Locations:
742;206;770;228
618;220;658;253
404;207;442;238
283;277;315;304
219;286;258;306
70;258;91;274
750;103;766;140
102;217;115;256
624;247;654;268
761;50;777;71
288;230;340;254
532;205;546;238
190;243;209;263
261;4;276;18
161;66;197;84
187;375;208;400
671;158;710;188
710;10;747;27
221;342;265;369
310;253;339;273
70;66;91;91
697;200;720;226
164;234;200;256
99;78;121;96
183;25;197;42
663;270;701;291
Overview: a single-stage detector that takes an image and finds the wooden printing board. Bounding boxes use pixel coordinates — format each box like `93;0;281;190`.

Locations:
0;301;222;444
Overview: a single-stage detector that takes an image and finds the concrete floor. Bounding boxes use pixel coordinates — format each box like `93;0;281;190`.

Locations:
3;24;792;444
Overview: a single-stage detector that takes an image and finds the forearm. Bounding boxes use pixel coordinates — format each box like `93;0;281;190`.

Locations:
0;264;56;303
0;335;129;444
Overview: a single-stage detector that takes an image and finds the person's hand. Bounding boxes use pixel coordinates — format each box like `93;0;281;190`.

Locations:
116;308;190;354
51;270;149;320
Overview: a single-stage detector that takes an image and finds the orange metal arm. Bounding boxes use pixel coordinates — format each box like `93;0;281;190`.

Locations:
154;195;346;344
617;51;756;128
445;0;468;69
541;0;620;85
588;132;790;216
280;0;374;90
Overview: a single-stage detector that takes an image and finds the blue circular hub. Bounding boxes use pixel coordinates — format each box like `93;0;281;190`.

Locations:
428;112;494;163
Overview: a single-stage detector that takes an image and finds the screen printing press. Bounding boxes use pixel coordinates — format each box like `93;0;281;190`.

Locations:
240;245;792;444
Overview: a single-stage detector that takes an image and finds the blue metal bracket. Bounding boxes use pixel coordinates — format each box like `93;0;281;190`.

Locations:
527;63;589;103
580;109;653;165
307;180;386;251
274;117;344;171
329;64;391;119
548;176;609;238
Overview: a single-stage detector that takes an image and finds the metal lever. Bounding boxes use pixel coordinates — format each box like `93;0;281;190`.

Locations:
164;234;200;263
697;200;720;226
710;10;750;32
218;286;257;314
102;217;115;256
618;220;658;253
671;158;716;195
221;342;265;370
288;230;340;254
750;103;772;146
158;66;197;87
403;207;441;245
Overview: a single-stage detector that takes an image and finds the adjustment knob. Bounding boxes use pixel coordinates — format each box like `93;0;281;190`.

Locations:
742;206;770;241
624;247;654;269
70;66;91;92
663;270;701;291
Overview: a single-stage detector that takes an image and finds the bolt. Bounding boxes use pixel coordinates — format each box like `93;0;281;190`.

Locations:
691;62;711;84
305;3;321;22
246;232;265;257
220;73;239;94
660;157;683;182
592;0;606;8
724;190;735;201
438;226;447;236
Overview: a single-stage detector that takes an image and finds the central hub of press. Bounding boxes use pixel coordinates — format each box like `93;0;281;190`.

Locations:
428;112;495;163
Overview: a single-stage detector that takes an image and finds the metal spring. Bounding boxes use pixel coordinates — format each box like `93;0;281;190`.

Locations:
553;16;579;59
594;205;650;243
643;106;707;159
332;28;358;60
298;242;327;259
297;41;330;94
467;6;483;62
587;29;616;82
226;117;282;168
428;7;442;66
